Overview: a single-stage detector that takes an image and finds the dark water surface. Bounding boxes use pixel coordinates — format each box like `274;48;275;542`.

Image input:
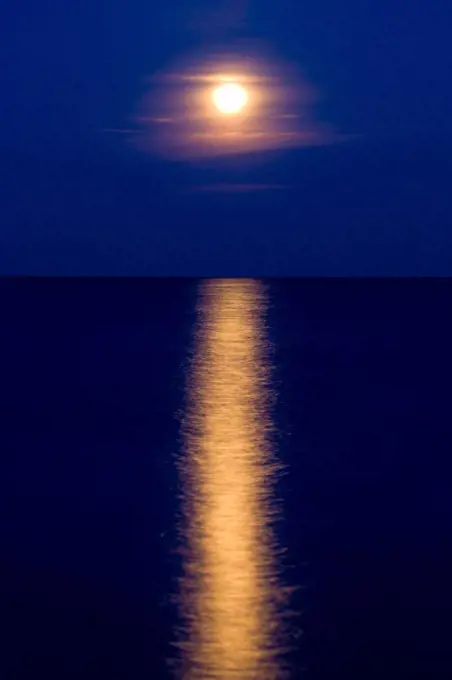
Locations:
1;279;451;679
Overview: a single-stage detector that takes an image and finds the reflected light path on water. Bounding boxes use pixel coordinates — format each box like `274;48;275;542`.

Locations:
176;279;288;679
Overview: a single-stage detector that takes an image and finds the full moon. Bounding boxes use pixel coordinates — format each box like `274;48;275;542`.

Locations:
212;83;248;114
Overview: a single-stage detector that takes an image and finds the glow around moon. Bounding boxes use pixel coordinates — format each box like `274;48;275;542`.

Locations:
132;44;338;160
212;83;248;114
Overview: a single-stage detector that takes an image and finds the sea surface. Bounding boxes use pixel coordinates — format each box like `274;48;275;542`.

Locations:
1;278;451;679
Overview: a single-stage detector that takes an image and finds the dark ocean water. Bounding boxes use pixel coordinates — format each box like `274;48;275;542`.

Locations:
1;278;452;679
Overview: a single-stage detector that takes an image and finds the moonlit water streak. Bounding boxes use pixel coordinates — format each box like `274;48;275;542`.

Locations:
175;279;289;680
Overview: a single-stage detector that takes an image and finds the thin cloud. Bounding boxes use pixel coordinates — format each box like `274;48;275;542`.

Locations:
193;183;289;193
130;43;342;161
103;128;144;134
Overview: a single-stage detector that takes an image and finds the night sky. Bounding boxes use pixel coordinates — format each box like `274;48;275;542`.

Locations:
1;0;451;274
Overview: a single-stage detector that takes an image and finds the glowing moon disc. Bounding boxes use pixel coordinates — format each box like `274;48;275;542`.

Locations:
212;83;248;114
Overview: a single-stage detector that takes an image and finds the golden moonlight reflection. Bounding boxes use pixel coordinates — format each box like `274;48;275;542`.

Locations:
131;44;337;159
175;280;290;680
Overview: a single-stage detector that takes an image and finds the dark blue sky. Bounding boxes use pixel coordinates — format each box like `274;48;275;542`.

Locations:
1;0;451;274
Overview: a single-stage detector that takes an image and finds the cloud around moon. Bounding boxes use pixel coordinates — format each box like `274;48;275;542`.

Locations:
129;43;340;161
